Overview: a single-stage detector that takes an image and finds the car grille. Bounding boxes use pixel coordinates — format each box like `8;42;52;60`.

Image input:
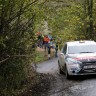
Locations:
81;61;96;73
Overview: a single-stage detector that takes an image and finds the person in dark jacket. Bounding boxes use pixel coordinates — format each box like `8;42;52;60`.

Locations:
55;43;59;57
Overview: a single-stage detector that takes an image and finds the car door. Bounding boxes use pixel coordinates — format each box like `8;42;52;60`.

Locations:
60;44;67;69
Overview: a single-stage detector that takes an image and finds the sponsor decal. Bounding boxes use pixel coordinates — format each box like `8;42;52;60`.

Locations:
75;56;96;61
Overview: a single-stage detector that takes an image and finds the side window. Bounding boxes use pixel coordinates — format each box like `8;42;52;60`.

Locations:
63;44;67;55
61;47;63;53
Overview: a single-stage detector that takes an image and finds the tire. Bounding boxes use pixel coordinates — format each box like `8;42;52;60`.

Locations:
65;66;71;79
58;62;63;74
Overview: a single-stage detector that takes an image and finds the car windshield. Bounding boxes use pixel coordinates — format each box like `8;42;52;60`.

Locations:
68;44;96;54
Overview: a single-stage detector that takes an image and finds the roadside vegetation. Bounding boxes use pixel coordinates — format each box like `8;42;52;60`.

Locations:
0;0;96;95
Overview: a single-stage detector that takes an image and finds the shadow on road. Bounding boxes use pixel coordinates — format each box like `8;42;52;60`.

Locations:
70;74;96;81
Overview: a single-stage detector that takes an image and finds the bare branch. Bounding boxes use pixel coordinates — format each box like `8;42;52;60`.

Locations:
0;57;10;64
0;54;34;64
8;0;39;24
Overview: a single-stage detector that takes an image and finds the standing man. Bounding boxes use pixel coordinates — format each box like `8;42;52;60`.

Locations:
43;35;51;59
55;42;59;57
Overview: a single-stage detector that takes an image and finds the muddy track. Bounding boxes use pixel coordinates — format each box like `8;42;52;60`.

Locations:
22;58;96;96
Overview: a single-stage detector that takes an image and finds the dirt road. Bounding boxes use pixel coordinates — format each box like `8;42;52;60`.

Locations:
22;58;96;96
36;58;96;96
37;58;58;74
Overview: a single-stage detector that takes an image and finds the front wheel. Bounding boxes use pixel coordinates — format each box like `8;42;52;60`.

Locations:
58;63;63;74
65;66;71;79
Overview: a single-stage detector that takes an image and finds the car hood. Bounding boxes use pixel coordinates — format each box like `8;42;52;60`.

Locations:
68;53;96;62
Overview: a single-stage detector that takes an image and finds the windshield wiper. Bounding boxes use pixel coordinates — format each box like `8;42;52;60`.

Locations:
80;52;93;53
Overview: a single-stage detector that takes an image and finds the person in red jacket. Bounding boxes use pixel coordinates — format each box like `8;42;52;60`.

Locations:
43;35;51;59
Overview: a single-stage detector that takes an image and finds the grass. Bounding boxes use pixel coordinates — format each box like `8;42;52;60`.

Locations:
35;47;55;63
35;51;47;63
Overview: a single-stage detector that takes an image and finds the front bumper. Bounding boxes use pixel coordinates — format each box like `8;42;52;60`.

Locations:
68;67;96;76
66;59;96;76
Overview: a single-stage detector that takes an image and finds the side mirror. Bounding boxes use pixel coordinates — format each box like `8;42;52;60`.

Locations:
60;53;64;58
60;53;64;55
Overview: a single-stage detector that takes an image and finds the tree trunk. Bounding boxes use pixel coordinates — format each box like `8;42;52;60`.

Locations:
86;0;93;39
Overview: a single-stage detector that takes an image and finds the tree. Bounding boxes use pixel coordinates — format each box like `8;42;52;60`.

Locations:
0;0;47;95
84;0;93;39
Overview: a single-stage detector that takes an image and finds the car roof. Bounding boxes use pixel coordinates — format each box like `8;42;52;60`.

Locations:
66;40;96;46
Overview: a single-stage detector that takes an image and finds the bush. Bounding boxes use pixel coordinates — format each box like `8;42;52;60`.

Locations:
0;57;27;95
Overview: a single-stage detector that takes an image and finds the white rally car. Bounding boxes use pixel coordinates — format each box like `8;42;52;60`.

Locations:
58;40;96;79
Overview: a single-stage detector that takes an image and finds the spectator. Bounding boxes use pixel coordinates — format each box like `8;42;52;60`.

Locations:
48;45;51;59
43;35;50;51
37;32;43;48
55;42;59;57
43;35;51;59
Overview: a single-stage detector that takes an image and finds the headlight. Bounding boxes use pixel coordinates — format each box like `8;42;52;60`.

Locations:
66;58;81;73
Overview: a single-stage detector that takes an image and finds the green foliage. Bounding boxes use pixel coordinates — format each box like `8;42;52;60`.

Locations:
0;0;46;95
0;58;26;95
41;0;96;45
0;0;96;95
43;1;85;45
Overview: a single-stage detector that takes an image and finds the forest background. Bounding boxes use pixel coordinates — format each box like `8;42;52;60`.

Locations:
0;0;96;95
